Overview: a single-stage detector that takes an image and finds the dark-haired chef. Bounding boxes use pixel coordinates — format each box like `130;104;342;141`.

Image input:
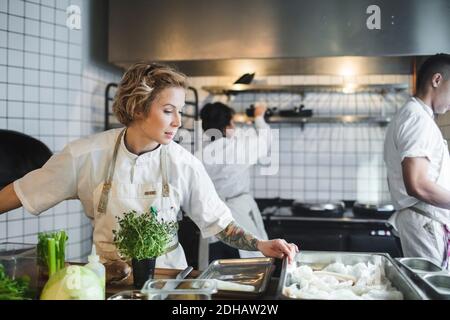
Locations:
384;53;450;269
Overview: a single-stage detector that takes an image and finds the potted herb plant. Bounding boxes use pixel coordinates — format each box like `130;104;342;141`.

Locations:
113;208;177;289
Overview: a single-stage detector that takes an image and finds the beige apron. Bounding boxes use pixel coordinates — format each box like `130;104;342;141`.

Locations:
389;131;450;269
92;129;188;269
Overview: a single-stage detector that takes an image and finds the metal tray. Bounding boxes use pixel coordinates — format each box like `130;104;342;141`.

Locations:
395;257;450;299
277;251;428;300
197;257;274;297
395;257;443;276
421;274;450;300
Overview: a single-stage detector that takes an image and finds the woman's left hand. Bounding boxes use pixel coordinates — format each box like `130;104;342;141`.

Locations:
257;239;299;264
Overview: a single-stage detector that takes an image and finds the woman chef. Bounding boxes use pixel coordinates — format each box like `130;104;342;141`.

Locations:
0;62;298;270
200;102;273;261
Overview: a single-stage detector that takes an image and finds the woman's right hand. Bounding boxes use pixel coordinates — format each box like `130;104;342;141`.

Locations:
254;102;267;117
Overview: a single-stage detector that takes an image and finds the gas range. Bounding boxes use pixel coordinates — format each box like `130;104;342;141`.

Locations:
256;198;395;223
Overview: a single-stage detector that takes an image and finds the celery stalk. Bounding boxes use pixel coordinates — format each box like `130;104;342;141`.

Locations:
47;238;56;276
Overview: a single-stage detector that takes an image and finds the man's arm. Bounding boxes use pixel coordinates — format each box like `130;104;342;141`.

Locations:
402;157;450;209
0;183;22;215
216;221;298;263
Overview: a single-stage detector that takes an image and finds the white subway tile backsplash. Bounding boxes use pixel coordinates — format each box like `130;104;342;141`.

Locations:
39;87;53;103
39;119;53;135
7;101;23;117
7;66;22;83
24;35;39;52
39;54;53;70
24;52;39;69
54;41;67;57
54;72;67;88
9;0;24;16
25;18;39;36
40;21;54;39
0;13;6;30
54;8;65;25
68;43;81;59
68;58;81;74
54;56;67;72
7;117;23;131
69;29;81;44
8;48;23;66
24;102;39;118
24;217;38;235
8;220;23;238
55;25;68;42
0;1;7;13
25;1;39;19
41;0;55;8
39;70;53;86
40;5;54;23
0;29;6;46
40;38;54;55
56;0;69;10
24;85;39;101
0;100;6;117
7;83;23;100
24;118;39;135
39;103;53;118
54;88;67;104
8;15;24;33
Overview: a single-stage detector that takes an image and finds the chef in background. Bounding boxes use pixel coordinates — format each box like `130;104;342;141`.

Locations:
200;102;273;262
384;53;450;269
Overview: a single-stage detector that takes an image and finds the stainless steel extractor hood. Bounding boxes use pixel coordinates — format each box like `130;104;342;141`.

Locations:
108;0;450;75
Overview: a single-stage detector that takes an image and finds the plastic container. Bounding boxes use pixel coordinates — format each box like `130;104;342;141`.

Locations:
0;242;39;299
84;245;105;296
141;279;217;300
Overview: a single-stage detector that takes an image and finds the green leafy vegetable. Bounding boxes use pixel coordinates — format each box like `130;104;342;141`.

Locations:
113;208;177;261
37;230;68;276
0;264;31;300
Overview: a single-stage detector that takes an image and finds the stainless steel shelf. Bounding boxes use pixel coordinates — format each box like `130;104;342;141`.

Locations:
234;113;391;125
202;83;409;95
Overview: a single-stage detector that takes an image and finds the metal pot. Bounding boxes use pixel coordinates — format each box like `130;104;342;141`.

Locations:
352;201;395;219
291;200;345;218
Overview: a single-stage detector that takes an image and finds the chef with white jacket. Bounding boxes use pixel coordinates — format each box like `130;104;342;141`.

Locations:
384;54;450;269
0;62;298;271
200;102;272;262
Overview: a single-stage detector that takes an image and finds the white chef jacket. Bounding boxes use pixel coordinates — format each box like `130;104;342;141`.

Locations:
384;97;445;210
14;128;234;239
201;116;270;200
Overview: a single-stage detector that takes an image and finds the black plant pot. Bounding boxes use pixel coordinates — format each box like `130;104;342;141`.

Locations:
131;258;156;289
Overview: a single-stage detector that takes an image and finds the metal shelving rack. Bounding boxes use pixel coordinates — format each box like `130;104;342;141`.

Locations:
202;83;409;95
201;83;409;126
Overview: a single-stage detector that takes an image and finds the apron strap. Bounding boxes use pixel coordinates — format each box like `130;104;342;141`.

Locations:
160;146;170;198
96;130;178;254
97;129;126;214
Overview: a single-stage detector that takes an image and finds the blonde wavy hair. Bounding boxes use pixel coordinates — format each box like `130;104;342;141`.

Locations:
112;62;188;126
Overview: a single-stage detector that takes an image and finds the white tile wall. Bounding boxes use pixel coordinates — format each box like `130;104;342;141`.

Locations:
191;74;412;203
0;0;122;261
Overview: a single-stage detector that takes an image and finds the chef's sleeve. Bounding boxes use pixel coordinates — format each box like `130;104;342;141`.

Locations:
396;115;435;162
13;145;78;215
182;161;234;238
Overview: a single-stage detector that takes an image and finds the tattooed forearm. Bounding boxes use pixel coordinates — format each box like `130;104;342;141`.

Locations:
216;222;260;251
